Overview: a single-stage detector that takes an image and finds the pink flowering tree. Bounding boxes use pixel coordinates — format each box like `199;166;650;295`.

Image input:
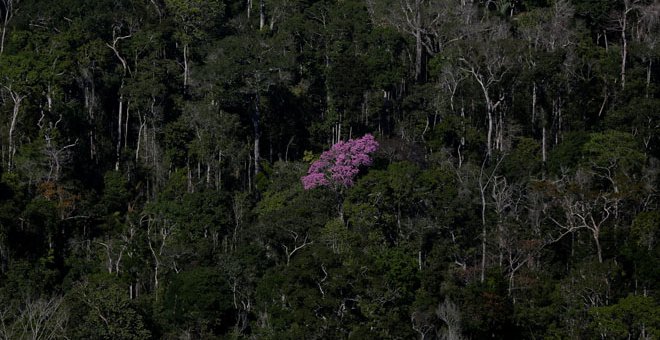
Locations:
302;134;379;190
301;134;378;220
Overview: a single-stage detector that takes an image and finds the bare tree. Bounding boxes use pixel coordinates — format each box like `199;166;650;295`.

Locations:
95;216;138;277
282;229;312;266
459;21;511;157
144;214;179;290
105;25;133;171
411;309;435;340
546;171;618;263
436;65;468;165
37;113;78;182
0;296;68;340
436;298;464;340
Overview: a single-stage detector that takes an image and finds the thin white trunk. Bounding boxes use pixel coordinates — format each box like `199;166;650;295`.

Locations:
252;94;261;178
415;28;423;82
646;59;652;98
542;126;547;163
621;19;627;89
124;100;130;151
0;0;13;57
183;44;189;87
285;136;294;162
463;66;497;158
116;95;123;171
594;231;603;263
621;2;631;90
479;161;488;283
480;186;486;283
486;104;493;158
5;88;23;172
259;0;265;30
0;20;6;56
532;83;536;124
136;115;145;162
478;158;503;283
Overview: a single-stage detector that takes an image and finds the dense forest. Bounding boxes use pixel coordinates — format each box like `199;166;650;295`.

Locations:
0;0;658;338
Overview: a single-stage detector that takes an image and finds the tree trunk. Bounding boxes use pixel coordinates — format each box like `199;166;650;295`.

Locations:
480;180;487;283
124;100;130;151
6;89;23;172
252;93;261;179
136;111;145;162
0;0;13;57
621;3;629;90
116;95;123;171
468;70;494;157
532;82;536;124
542;126;547;163
593;230;603;263
486;103;493;158
415;27;423;82
0;14;6;56
183;44;189;88
259;0;265;30
646;59;652;98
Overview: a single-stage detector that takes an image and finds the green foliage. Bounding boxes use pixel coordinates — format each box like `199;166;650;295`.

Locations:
583;130;645;174
66;274;151;339
547;131;590;174
622;211;660;293
589;295;660;339
164;0;225;42
502;137;542;179
148;185;233;264
101;171;131;214
0;0;658;338
161;267;234;336
606;98;660;157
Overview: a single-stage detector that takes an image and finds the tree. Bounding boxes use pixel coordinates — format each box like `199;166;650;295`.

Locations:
0;0;16;56
164;0;224;88
517;0;575;161
161;266;235;337
582;130;646;194
257;164;334;266
301;134;379;190
545;170;618;263
66;275;151;339
633;0;660;97
0;47;48;172
615;0;644;90
203;31;294;182
589;295;660;339
0;296;68;339
458;19;513;157
436;298;465;340
367;0;464;83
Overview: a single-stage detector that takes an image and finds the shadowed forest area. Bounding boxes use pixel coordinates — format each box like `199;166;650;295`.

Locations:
0;0;659;338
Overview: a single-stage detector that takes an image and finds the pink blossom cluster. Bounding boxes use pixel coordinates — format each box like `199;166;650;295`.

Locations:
302;134;379;190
